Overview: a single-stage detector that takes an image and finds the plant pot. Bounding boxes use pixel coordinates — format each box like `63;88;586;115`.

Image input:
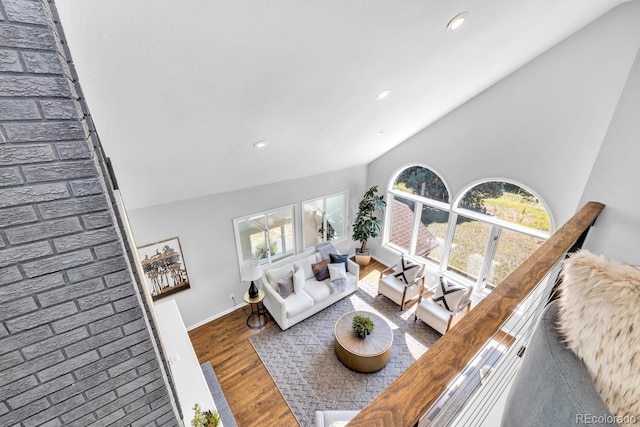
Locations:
354;250;371;267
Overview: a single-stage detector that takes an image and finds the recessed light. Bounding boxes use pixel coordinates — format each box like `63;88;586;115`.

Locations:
376;89;391;101
447;12;468;31
253;140;268;149
375;131;384;136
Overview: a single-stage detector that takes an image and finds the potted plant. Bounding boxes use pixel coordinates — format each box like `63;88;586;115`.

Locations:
352;185;386;266
191;403;221;427
352;314;375;338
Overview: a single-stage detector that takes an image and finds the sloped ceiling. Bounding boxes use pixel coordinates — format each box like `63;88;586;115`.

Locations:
54;0;629;210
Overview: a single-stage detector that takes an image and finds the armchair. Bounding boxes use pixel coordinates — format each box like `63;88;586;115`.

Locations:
415;276;472;335
378;255;425;310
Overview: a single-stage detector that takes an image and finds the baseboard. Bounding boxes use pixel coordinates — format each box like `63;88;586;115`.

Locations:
186;302;248;331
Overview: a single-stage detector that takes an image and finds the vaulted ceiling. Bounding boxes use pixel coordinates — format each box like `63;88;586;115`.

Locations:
54;0;629;210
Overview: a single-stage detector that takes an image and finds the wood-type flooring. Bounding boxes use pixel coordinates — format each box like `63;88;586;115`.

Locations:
188;259;387;426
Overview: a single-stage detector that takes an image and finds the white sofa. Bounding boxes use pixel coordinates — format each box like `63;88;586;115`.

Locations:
260;248;360;330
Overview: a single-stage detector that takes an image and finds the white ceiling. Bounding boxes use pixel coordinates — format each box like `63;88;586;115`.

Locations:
54;0;629;210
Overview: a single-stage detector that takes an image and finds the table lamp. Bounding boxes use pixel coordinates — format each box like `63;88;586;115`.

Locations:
240;261;262;299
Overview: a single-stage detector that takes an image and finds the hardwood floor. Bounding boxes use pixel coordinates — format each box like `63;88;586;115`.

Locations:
188;259;387;427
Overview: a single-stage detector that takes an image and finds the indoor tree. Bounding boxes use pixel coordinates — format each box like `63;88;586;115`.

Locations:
352;185;386;254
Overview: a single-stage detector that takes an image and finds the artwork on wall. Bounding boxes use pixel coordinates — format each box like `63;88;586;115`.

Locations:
137;236;190;301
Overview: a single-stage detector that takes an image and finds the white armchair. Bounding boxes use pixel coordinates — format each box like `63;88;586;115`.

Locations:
415;277;472;335
378;255;425;310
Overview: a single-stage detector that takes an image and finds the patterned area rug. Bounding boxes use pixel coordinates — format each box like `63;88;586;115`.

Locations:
249;280;440;427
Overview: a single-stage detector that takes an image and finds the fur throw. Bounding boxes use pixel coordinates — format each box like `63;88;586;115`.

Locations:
557;250;640;425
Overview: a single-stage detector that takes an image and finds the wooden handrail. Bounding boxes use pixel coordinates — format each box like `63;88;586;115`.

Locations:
348;201;605;427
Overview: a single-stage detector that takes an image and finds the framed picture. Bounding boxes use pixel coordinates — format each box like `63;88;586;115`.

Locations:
137;237;191;301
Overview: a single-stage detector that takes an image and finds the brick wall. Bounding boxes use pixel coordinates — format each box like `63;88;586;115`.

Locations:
0;1;181;426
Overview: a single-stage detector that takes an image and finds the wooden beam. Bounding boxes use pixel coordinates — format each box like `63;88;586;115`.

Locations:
348;201;605;427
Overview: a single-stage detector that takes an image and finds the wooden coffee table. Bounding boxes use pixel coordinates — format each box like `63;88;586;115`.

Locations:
334;310;393;373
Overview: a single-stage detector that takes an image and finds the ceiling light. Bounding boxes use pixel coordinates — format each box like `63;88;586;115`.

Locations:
253;140;268;149
376;90;391;101
447;12;468;31
375;131;384;136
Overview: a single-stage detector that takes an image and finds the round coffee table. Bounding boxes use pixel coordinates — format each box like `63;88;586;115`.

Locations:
334;310;392;373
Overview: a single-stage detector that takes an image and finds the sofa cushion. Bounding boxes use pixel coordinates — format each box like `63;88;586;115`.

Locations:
305;279;331;303
285;291;314;318
294;253;318;280
266;264;293;290
277;271;294;299
432;277;468;311
393;254;421;284
312;259;331;281
557;250;640;422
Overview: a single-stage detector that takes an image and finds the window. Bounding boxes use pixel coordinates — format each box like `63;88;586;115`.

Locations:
233;205;295;266
385;166;450;264
302;192;347;250
383;166;552;292
448;181;551;289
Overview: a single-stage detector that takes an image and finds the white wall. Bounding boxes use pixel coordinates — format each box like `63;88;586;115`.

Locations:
366;2;640;266
580;43;640;263
127;166;367;328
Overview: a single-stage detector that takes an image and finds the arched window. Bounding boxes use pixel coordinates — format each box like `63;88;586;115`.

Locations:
385;165;451;264
448;181;551;289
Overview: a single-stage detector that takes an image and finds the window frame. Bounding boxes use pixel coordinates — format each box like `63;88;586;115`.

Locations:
232;204;297;270
383;164;451;268
382;167;554;293
301;190;348;251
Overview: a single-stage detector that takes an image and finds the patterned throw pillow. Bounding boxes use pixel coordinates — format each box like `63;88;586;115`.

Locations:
432;277;468;311
312;259;331;281
393;254;421;284
276;271;294;298
327;263;347;294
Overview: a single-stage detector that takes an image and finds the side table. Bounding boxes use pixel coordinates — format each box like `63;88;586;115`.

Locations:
243;289;267;329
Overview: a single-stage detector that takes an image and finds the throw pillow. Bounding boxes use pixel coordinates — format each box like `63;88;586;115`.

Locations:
393;254;421;284
316;241;339;260
557;250;640;423
328;263;347;294
312;259;331;281
432;277;468;311
276;271;294;299
329;253;349;272
292;266;305;294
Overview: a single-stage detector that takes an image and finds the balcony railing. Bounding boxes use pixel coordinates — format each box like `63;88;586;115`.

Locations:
347;201;605;427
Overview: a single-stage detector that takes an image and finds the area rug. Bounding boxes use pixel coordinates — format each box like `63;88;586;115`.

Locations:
249;279;440;427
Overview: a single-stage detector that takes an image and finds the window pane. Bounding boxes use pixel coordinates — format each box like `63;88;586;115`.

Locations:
447;215;491;281
302;193;346;249
459;182;550;232
417;205;449;263
488;228;545;288
266;208;294;261
325;194;345;240
302;199;324;248
393;166;448;203
388;197;415;253
237;216;267;263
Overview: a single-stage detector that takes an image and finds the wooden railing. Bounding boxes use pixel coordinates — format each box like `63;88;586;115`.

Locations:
348;201;605;427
